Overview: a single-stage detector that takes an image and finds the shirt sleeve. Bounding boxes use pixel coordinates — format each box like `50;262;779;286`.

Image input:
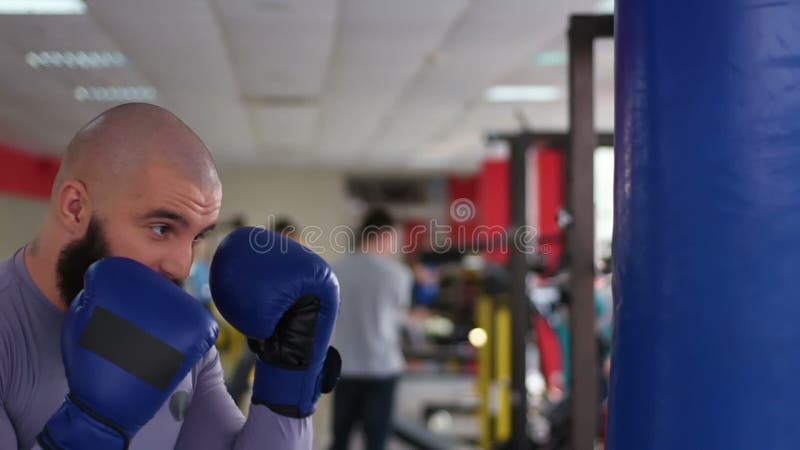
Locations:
0;402;19;449
0;402;42;450
174;346;312;450
232;404;312;450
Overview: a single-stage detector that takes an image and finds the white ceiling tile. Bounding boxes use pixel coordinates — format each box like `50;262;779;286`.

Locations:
317;0;470;156
362;0;599;166
252;104;318;149
218;0;338;97
85;0;235;93
84;0;257;162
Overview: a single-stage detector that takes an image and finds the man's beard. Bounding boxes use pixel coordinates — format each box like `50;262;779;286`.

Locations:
56;217;111;306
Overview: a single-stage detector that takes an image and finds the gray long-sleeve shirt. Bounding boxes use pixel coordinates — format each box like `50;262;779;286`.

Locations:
0;248;311;449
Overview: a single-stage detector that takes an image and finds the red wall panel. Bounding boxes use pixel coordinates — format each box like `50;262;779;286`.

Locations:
0;144;60;201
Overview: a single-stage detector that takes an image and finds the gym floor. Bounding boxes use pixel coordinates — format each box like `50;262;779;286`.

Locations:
313;374;478;450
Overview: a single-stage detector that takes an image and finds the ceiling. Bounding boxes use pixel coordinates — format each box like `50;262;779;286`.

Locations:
0;0;614;173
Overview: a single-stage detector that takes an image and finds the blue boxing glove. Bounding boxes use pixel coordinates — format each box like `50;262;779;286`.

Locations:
38;258;219;450
210;227;340;418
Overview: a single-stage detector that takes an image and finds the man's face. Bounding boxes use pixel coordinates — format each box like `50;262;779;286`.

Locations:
57;164;221;304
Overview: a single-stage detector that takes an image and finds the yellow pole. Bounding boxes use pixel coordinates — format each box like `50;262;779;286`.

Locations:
477;295;493;449
494;298;512;443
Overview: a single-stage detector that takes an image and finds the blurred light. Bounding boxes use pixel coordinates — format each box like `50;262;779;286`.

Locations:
529;413;551;444
74;86;158;102
526;372;546;396
485;85;560;103
424;316;454;337
26;51;128;69
596;0;614;12
427;410;453;433
0;0;86;14
463;254;485;271
533;50;567;67
468;327;488;348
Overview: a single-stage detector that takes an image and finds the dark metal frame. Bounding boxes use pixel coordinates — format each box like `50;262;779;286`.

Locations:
486;131;613;150
508;134;531;450
487;129;611;450
484;14;613;449
567;14;613;450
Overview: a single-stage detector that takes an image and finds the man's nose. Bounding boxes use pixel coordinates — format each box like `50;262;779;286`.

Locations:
160;244;193;284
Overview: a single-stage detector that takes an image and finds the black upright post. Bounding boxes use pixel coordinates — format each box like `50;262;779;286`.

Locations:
508;136;531;449
567;14;613;449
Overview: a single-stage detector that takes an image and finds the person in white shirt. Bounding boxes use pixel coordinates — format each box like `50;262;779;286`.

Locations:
329;208;413;450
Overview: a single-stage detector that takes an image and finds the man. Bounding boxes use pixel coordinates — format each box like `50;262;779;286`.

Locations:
330;208;413;450
0;103;314;449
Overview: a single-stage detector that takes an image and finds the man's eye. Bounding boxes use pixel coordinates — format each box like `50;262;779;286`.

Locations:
151;225;169;237
193;232;207;243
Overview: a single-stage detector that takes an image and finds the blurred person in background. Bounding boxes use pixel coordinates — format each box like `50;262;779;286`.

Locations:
329;207;413;450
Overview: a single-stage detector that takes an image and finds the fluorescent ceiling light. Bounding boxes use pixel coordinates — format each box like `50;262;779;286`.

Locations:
0;0;86;15
26;51;127;69
533;50;567;67
596;0;614;13
74;86;158;102
485;85;561;103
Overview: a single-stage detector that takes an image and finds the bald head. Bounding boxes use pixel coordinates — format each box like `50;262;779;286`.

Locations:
34;103;223;303
54;103;219;205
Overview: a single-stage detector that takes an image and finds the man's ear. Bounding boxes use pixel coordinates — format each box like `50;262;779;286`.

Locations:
56;179;92;237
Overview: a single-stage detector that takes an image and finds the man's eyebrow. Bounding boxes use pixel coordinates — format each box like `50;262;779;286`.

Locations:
141;209;189;228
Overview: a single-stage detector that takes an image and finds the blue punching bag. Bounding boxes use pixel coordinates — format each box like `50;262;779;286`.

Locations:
610;1;800;449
